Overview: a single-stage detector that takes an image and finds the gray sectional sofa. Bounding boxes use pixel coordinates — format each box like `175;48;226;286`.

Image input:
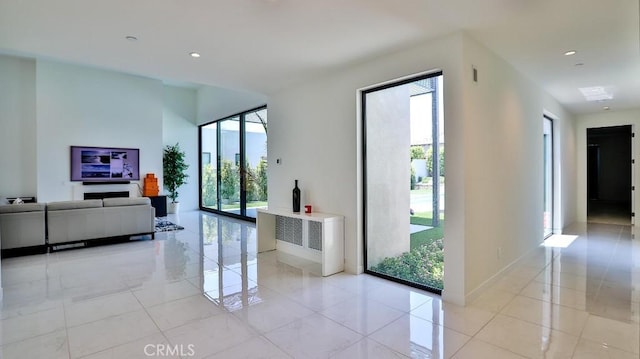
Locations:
0;197;155;256
0;203;46;250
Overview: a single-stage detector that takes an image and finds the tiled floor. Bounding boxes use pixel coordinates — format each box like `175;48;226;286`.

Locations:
0;211;638;358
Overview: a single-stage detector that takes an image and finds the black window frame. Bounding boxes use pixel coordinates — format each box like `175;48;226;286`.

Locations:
198;105;267;222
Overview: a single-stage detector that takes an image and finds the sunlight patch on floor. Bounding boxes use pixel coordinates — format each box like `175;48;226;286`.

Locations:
542;234;578;248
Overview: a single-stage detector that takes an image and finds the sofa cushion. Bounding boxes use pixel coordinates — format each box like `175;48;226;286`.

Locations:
103;197;150;207
0;203;46;214
47;199;103;211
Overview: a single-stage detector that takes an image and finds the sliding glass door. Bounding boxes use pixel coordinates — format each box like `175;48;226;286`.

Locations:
220;117;241;215
363;73;445;293
200;106;267;221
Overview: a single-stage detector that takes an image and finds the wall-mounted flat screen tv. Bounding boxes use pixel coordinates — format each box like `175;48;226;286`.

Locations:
70;146;140;182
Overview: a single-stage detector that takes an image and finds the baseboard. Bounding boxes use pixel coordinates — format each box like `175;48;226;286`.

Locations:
441;289;465;306
464;242;544;305
1;245;48;258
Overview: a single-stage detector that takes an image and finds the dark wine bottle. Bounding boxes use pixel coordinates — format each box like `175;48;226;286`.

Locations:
293;180;301;212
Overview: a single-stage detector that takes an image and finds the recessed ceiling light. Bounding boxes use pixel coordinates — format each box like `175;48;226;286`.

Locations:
574;62;584;67
189;52;201;58
564;50;577;56
125;36;138;41
603;106;610;110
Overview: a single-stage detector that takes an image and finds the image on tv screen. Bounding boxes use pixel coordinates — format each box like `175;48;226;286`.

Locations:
71;146;140;181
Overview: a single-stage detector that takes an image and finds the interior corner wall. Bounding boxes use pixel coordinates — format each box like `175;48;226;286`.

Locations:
35;60;164;202
0;55;37;198
196;86;267;125
460;34;575;302
575;109;640;223
163;85;199;210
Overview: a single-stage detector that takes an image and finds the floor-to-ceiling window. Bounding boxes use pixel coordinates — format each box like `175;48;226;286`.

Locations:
363;72;444;293
543;116;553;238
199;106;267;221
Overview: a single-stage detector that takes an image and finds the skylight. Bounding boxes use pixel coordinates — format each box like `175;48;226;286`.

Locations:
579;86;614;101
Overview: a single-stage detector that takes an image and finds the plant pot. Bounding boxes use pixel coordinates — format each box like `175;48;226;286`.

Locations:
168;202;180;214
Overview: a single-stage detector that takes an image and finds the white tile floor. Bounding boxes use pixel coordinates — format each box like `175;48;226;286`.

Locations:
1;211;639;358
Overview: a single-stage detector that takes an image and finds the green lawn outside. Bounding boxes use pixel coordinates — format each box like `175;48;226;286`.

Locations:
410;211;444;249
411;229;443;250
247;201;268;208
220;201;267;210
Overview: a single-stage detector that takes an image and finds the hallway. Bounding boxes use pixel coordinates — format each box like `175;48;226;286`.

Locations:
0;211;638;358
588;200;632;225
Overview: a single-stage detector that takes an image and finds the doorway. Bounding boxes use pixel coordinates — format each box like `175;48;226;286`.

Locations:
586;125;632;225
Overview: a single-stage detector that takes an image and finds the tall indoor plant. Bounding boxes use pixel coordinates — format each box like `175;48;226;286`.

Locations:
163;143;189;213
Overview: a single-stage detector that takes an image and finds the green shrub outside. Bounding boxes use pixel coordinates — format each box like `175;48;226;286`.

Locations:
245;163;258;202
410;166;416;190
255;158;268;201
426;146;445;177
202;158;267;206
370;211;445;290
410;146;426;160
370;237;444;289
202;164;216;206
221;160;239;203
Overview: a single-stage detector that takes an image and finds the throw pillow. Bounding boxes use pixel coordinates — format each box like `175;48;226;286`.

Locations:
0;196;8;205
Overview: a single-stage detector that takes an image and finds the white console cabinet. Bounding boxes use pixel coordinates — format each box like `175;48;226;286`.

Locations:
256;208;344;276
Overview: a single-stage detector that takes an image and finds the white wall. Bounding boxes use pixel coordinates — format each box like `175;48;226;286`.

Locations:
197;86;267;125
163;85;199;210
460;36;576;301
457;35;578;300
0;55;37;198
269;33;468;304
269;31;577;305
461;36;541;298
575;109;640;222
35;60;164;202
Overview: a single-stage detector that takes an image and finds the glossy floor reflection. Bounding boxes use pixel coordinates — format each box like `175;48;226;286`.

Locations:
0;212;638;358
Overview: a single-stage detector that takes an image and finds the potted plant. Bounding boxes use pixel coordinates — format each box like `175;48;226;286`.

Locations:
163;143;189;213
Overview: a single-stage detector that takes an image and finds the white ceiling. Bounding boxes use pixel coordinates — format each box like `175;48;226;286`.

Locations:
1;0;638;115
